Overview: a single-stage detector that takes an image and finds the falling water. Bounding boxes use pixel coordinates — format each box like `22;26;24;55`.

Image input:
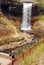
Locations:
21;3;32;31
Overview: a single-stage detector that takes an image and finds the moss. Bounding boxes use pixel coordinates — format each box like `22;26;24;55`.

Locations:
39;15;44;21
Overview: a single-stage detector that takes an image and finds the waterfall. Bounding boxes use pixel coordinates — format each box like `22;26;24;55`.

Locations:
21;3;32;31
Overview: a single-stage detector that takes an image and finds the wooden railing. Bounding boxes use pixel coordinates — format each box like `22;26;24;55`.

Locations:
12;43;40;65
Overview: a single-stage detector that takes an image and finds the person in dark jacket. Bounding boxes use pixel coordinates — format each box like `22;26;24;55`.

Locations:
9;51;15;65
9;51;15;58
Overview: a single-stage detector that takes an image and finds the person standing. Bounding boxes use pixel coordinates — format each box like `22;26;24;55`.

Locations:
9;51;15;65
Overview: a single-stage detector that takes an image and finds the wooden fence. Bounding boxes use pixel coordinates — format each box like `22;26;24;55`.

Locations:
12;43;40;65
